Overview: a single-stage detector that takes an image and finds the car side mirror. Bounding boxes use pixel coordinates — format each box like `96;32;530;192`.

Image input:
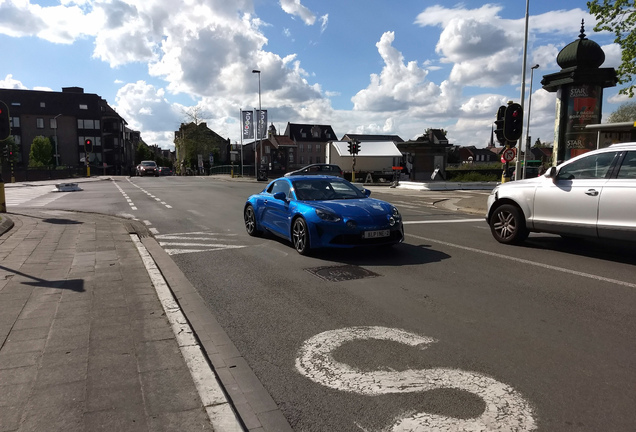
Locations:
364;189;371;197
273;192;287;201
547;166;557;180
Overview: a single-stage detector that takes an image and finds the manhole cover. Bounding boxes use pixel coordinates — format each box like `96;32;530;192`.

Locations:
305;265;380;282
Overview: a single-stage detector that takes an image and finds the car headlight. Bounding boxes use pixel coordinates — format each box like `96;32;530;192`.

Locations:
315;208;341;222
389;206;401;226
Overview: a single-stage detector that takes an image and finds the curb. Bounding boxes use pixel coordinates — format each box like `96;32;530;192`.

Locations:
0;215;14;236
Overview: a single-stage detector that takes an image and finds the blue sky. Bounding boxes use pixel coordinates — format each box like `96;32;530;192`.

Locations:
0;0;629;152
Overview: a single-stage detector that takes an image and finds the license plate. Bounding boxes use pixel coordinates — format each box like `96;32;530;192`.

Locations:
363;229;390;239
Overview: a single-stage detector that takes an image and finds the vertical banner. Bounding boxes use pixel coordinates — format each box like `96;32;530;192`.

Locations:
242;110;253;140
256;110;268;139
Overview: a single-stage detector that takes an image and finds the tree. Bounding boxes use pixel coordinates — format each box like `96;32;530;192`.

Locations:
28;136;53;167
607;101;636;122
588;0;636;97
135;141;153;164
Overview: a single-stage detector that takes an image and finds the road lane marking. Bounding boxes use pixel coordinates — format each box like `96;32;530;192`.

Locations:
155;232;245;255
130;235;243;431
296;326;536;431
407;233;636;288
403;218;483;224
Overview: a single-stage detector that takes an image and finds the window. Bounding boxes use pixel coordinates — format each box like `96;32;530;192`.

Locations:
78;119;99;129
557;151;618;180
316;144;321;153
79;104;88;110
299;144;304;152
11;102;20;106
268;180;291;198
309;156;313;164
617;152;636;179
288;153;294;163
36;118;44;129
316;156;321;163
40;102;46;108
50;118;58;129
10;117;20;128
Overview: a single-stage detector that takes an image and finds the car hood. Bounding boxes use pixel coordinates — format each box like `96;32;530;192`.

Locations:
312;198;394;220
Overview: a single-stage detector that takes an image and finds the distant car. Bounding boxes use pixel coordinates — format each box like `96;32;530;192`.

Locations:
136;161;159;177
284;164;343;177
158;166;172;176
486;142;636;245
244;175;403;255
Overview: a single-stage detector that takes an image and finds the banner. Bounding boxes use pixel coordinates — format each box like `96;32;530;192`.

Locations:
242;110;253;140
256;109;267;140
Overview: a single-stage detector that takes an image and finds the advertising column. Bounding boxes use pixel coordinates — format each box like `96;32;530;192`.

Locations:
562;84;602;161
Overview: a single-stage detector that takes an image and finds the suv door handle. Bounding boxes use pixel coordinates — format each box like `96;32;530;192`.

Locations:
585;189;599;196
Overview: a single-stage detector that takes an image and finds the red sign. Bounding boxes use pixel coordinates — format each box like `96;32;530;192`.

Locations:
392;166;403;170
501;148;516;162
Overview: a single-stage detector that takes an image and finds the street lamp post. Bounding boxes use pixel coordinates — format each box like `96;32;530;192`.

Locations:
252;69;263;178
53;114;62;166
522;64;540;179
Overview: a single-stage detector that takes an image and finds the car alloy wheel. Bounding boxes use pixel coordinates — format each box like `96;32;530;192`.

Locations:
292;217;310;255
490;204;529;245
244;205;261;237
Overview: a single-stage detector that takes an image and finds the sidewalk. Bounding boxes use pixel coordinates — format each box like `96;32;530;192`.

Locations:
0;210;291;432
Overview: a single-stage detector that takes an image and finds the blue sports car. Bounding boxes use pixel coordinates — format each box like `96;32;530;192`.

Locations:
243;175;404;255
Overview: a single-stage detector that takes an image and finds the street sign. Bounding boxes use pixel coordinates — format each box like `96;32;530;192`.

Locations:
502;148;516;163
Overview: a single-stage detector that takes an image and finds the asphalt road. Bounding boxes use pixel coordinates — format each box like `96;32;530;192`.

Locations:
7;176;636;431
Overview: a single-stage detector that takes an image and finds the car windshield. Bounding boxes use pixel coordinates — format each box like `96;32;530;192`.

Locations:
142;161;156;167
292;178;365;201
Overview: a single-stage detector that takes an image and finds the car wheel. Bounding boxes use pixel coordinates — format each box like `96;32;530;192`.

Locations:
489;204;529;245
244;205;262;237
292;217;310;255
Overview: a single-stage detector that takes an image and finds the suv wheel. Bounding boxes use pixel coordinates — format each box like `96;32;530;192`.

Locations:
489;204;529;245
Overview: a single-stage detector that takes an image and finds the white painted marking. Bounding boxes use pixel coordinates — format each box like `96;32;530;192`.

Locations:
143;220;152;226
407;233;636;289
130;235;242;432
165;204;172;208
159;242;245;248
403;218;484;225
149;228;159;235
157;231;237;237
296;326;536;431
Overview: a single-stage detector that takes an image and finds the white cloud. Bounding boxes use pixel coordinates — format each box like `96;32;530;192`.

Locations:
279;0;316;25
0;74;27;89
351;32;440;112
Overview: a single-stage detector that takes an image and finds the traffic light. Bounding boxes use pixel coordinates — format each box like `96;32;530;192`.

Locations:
84;138;93;153
347;141;353;154
1;142;7;158
494;105;506;144
503;102;523;143
0;101;10;141
355;142;361;154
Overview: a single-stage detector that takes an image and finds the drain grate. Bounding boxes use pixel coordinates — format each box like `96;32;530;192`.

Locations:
305;265;380;282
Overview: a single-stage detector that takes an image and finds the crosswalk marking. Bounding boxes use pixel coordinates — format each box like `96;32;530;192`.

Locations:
4;186;68;207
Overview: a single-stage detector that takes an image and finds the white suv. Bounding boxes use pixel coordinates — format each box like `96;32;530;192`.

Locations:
486;142;636;244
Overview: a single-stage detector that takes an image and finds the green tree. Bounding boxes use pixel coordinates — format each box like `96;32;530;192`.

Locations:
135;141;153;164
607;101;636;122
28;136;53;167
588;0;636;97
